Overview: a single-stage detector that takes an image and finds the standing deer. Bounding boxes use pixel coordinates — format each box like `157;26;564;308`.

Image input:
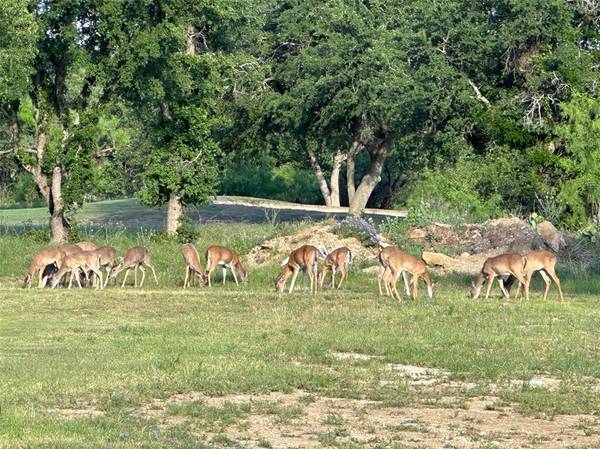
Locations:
471;253;529;300
205;246;247;287
182;243;207;287
50;250;104;290
274;245;319;294
23;248;66;288
109;246;158;288
380;247;435;301
97;246;117;288
319;246;352;289
377;246;410;298
505;250;565;302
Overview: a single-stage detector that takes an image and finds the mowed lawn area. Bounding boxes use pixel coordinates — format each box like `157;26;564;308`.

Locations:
3;224;600;448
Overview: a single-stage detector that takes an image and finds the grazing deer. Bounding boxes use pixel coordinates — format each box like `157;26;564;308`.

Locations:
50;250;104;290
505;250;565;303
471;253;529;300
23;248;66;288
205;246;247;287
97;246;117;288
380;247;435;301
76;241;97;251
319;246;352;289
182;243;207;287
377;246;410;298
274;245;319;294
109;246;158;288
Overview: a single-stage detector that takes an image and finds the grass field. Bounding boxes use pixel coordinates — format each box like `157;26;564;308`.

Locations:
3;222;600;448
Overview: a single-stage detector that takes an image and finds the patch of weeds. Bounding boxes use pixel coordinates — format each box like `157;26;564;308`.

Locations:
252;400;304;424
167;400;251;432
299;393;318;405
257;439;273;448
318;427;350;446
501;383;600;418
211;433;241;447
321;412;344;425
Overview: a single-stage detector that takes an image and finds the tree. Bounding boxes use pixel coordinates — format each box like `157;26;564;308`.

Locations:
103;0;258;234
1;0;111;243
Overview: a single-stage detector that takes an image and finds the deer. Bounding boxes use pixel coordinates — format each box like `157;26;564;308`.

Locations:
76;241;97;251
50;249;104;290
274;245;319;294
205;246;247;287
23;248;66;288
318;246;352;289
380;247;435;301
470;253;529;300
504;250;565;303
377;246;411;298
109;246;158;288
182;243;207;287
96;246;117;288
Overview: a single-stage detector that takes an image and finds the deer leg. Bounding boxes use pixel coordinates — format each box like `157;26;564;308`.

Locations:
104;266;111;288
121;268;130;287
513;273;529;302
538;270;551;301
183;266;189;288
232;268;239;286
484;274;495;300
411;275;419;301
288;267;300;294
207;267;214;287
331;269;336;289
95;268;103;290
402;271;411;297
313;264;318;294
147;263;158;286
545;267;564;303
497;278;509;298
222;267;227;286
138;265;146;288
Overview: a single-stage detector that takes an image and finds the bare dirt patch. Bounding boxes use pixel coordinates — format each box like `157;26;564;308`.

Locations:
136;368;600;449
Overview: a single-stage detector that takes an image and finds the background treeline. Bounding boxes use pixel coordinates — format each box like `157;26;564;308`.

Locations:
1;0;600;242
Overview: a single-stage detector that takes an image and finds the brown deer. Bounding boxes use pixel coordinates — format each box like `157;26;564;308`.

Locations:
109;246;158;288
319;246;352;289
182;243;207;287
76;241;97;251
50;250;104;289
97;246;117;288
205;246;247;287
274;245;319;294
377;246;410;298
23;248;66;288
505;250;564;302
471;253;529;300
380;247;435;301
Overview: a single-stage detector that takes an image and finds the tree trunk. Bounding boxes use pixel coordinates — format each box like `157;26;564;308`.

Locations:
165;192;183;236
329;150;345;207
49;166;67;244
308;149;332;206
348;142;390;216
346;141;360;205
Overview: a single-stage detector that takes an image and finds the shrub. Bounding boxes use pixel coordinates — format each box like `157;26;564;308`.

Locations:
334;216;380;247
176;214;200;244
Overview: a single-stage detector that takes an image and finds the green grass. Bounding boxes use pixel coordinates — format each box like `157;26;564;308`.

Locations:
2;227;600;447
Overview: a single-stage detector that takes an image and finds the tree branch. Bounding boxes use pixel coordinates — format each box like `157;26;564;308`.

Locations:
467;79;491;106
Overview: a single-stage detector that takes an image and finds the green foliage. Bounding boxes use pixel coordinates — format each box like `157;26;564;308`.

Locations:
220;160;322;204
0;0;36;103
175;214;200;244
555;93;600;227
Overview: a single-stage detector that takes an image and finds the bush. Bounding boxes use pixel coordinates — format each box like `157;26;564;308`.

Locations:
176;214;200;244
334;216;380;247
